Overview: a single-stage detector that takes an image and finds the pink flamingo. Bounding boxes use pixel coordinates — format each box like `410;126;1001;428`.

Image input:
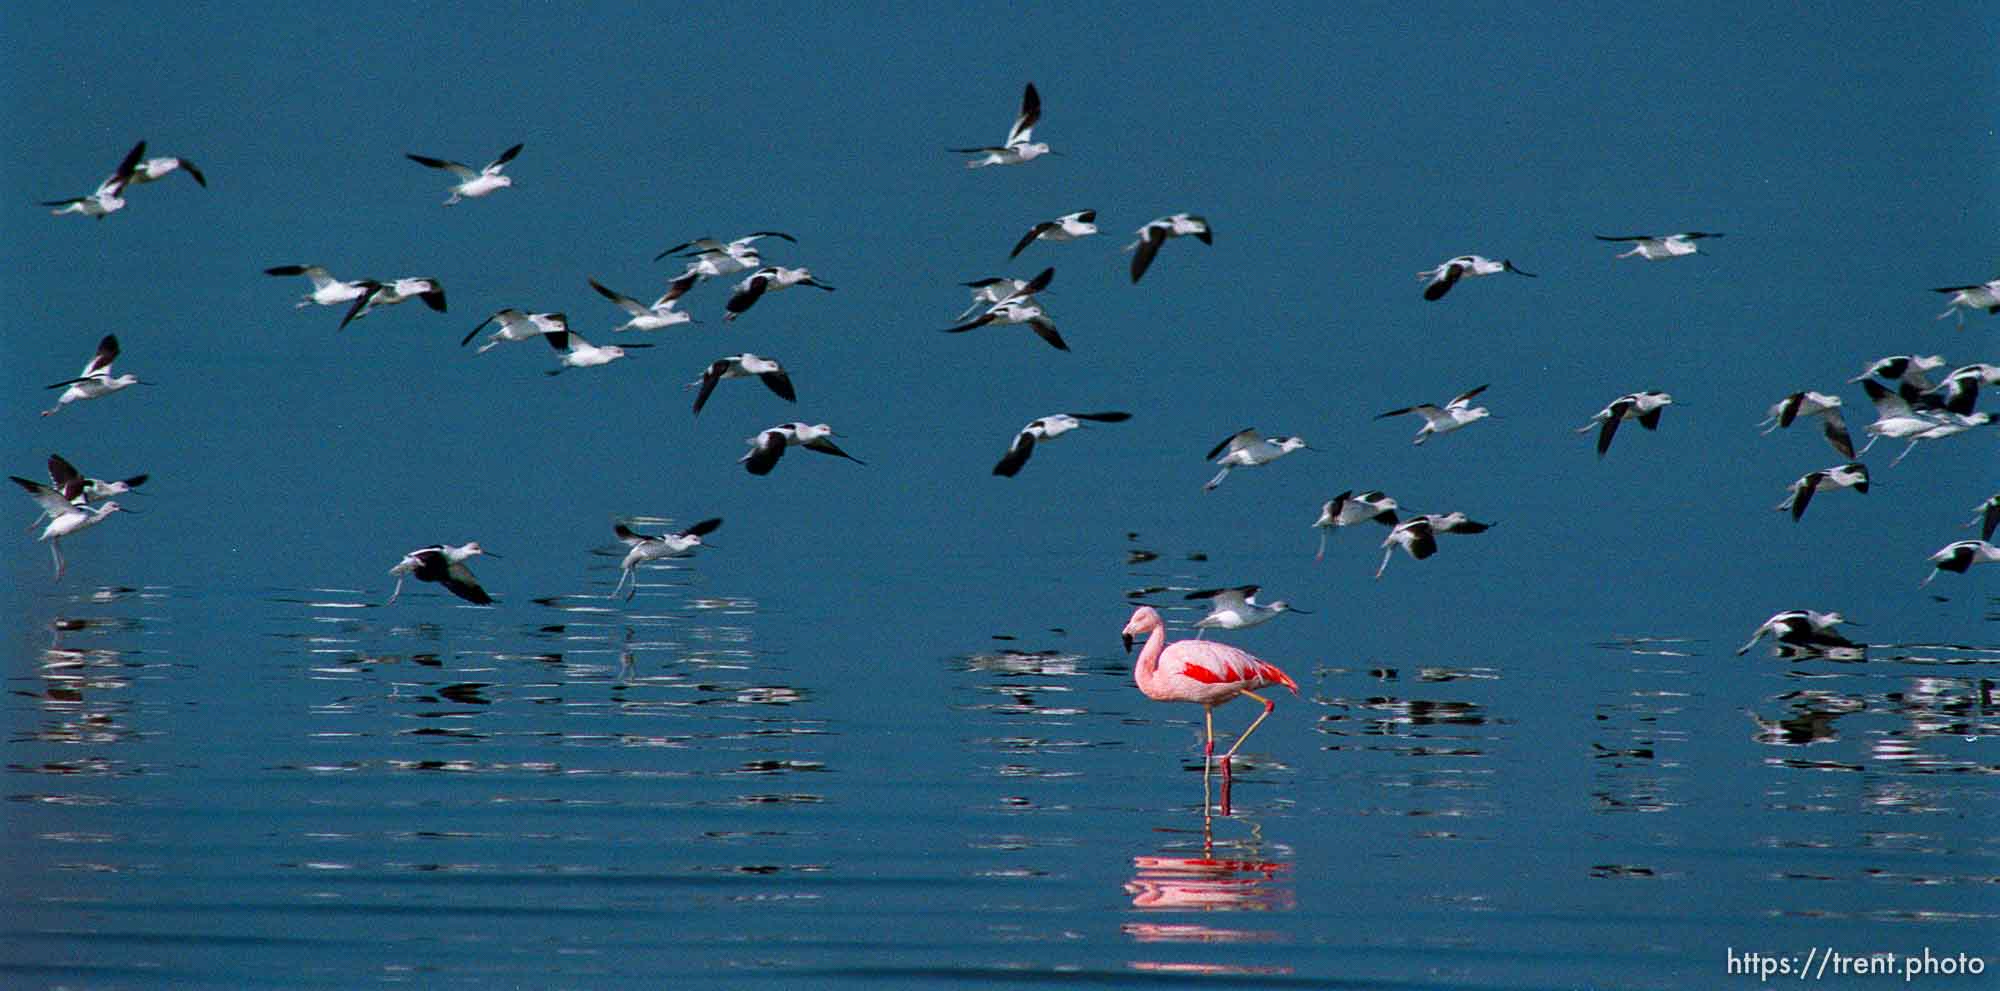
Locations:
1121;606;1298;815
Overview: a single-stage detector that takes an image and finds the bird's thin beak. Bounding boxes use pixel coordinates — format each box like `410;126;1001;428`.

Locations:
1285;607;1313;615
1121;633;1134;653
1842;618;1864;627
118;507;142;515
483;551;504;559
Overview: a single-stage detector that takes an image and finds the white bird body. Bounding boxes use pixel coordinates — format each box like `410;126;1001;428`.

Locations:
543;329;647;374
1377;384;1491;444
955;276;1042;320
1127;214;1214;283
1858;379;1994;466
656;232;796;280
265;265;372;308
1312;490;1400;560
740;422;865;475
1578;391;1674;457
1775;463;1869;521
1187;585;1307;637
724;266;835;321
1009;210;1097;259
1203;429;1309;491
590;273;697;332
1376;512;1492;578
1932;278;2000;325
388;542;494;604
1596;232;1721;260
464;308;568;353
944;269;1065;350
43;335;144;417
991;410;1131;476
612;517;721;600
340;277;447;329
45;141;145;219
127;154;207;188
1850;354;1944;391
1759;390;1854;458
1737;610;1855;655
1922;540;2000;587
689;353;796;415
1418;254;1534;299
12;475;130;580
406;143;521;204
952;82;1052;168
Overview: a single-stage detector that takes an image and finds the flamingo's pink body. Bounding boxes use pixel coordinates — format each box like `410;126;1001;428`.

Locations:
1122;606;1297;815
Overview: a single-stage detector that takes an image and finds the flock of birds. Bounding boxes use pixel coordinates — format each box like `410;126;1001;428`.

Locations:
19;84;2000;815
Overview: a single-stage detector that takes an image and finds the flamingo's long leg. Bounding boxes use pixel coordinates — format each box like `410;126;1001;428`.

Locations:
1219;690;1278;815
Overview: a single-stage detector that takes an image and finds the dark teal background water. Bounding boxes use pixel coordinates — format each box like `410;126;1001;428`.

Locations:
5;3;1997;988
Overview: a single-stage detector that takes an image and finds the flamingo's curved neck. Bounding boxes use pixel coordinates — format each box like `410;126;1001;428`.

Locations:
1133;620;1166;693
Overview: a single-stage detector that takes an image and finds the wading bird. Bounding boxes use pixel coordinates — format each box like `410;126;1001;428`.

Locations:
1758;391;1854;459
1921;540;2000;588
1932;278;2000;326
1596;232;1721;260
1009;210;1096;259
590;273;699;332
1376;512;1492;578
1121;605;1298;816
740;423;864;475
1736;610;1857;655
1376;384;1491;445
612;517;721;600
1204;429;1309;491
689;354;796;415
388;542;496;605
1578;391;1674;457
1775;463;1869;522
11;476;133;581
340;277;447;329
944;270;1066;351
463;308;568;353
405;143;522;204
44;141;145;219
654;231;795;278
1187;585;1308;637
1311;490;1400;561
991;411;1130;476
724;266;835;321
265;265;373;309
543;329;649;374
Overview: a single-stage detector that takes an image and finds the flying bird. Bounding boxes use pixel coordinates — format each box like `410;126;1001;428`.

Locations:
1932;278;2000;326
543;329;649;374
43;335;146;417
1595;232;1722;260
654;232;795;278
45;454;146;506
590;273;699;332
1311;490;1400;561
44;140;145;219
265;265;374;309
724;266;835;321
1009;210;1097;259
1849;354;1943;391
1376;513;1492;579
612;517;721;600
991;411;1131;476
951;82;1053;168
388;542;496;604
1774;463;1870;522
944;268;1064;350
954;275;1045;320
1736;610;1857;655
126;151;207;189
1376;384;1491;444
1578;391;1674;457
1417;254;1534;300
1921;540;2000;588
10;475;133;581
1127;214;1213;283
1121;605;1298;817
689;353;796;415
340;277;447;329
1186;585;1309;637
463;308;568;353
740;423;864;475
1967;494;2000;543
405;143;522;204
1203;429;1309;491
1758;391;1854;459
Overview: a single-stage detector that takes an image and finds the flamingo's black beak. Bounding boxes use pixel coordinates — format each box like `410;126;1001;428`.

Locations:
1122;633;1134;654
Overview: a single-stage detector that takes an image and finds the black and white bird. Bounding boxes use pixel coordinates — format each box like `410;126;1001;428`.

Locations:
1127;214;1213;283
1932;278;2000;326
1009;210;1097;259
43;335;146;417
740;423;865;475
724;266;835;321
340;277;447;329
463;308;568;353
1848;354;1943;391
612;517;721;601
1376;513;1493;579
388;542;496;605
955;275;1045;320
590;273;699;332
1736;610;1857;655
1758;391;1854;459
655;232;796;279
1922;540;2000;588
1376;384;1491;445
991;411;1131;477
951;82;1052;168
1203;429;1310;492
1418;254;1534;300
1312;490;1400;561
265;265;374;309
1858;379;1994;467
689;354;796;415
126;150;207;189
10;475;132;580
1578;391;1674;457
543;329;649;374
1595;232;1722;260
45;454;146;507
44;141;145;219
1775;463;1869;522
1186;585;1308;637
944;268;1064;350
1967;494;2000;543
405;143;522;204
1924;363;2000;415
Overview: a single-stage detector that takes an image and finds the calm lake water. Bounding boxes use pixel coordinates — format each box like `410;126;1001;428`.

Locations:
5;533;1994;990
